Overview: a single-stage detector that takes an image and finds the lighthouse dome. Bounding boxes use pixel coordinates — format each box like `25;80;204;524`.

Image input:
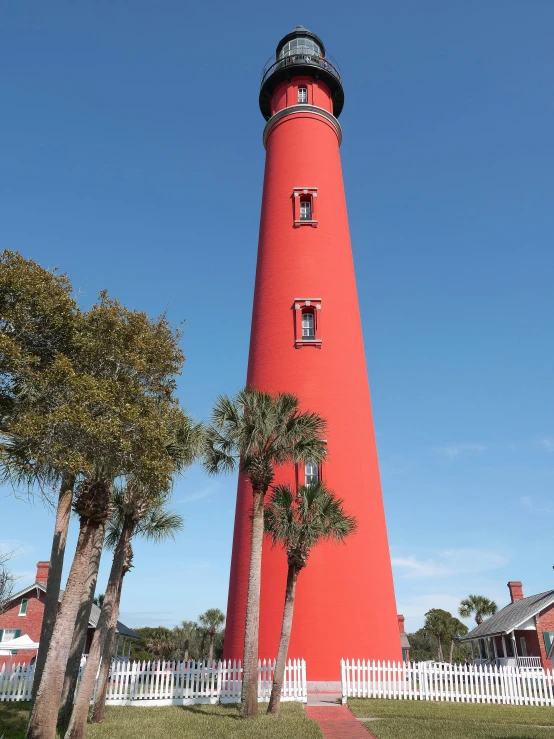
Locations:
260;26;344;121
275;25;326;60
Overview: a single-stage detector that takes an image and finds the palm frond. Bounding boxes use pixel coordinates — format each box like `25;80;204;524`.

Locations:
264;481;356;566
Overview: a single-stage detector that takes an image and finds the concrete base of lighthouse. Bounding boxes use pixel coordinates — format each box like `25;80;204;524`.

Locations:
307;681;342;692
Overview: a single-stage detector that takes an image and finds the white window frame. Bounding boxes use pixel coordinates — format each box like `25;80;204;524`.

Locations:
298;86;308;104
305;461;319;486
19;599;28;616
302;311;315;339
299;199;312;221
1;629;17;642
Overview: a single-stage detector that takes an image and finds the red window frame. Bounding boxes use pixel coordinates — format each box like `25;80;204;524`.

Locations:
293;187;318;227
293;298;322;348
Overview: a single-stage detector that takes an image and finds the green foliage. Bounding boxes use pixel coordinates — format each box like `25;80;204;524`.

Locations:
264;482;356;570
349;698;554;739
0;701;322;739
104;484;185;551
1;252;188;495
459;594;498;625
130;613;226;663
407;628;471;664
420;609;470;662
198;609;226;635
203;388;327;494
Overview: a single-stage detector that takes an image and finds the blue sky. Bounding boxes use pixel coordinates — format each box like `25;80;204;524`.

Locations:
1;0;553;634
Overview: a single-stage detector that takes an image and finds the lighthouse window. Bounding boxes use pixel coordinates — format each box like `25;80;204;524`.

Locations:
279;38;322;61
305;461;319;486
300;199;312;221
302;311;315;339
298;87;308;103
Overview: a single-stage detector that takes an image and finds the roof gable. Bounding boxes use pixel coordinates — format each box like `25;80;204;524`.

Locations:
462;590;554;640
6;581;138;639
7;583;47;602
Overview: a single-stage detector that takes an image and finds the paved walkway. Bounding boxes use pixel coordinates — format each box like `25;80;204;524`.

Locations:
305;705;377;739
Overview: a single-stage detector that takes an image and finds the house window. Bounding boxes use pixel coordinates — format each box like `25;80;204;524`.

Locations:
19;599;28;616
543;632;554;654
305;461;319;486
298;86;308;103
519;636;527;657
300;199;312;221
1;629;17;642
302;311;315;340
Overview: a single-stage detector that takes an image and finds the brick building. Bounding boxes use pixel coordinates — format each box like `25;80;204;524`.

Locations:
460;581;554;669
0;561;138;666
398;615;410;661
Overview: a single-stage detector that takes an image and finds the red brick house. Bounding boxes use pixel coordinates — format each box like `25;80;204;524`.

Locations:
460;581;554;670
0;561;139;666
398;614;410;661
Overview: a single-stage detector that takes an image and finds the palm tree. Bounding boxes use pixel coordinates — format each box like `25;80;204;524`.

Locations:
198;609;225;662
459;594;498;625
203;388;326;718
446;615;468;663
3;268;187;739
65;485;184;736
0;440;74;703
58;524;105;727
424;609;452;661
264;482;356;715
90;497;185;724
27;477;113;739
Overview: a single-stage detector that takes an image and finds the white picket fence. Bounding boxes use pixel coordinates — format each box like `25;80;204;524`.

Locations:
0;658;307;705
341;659;554;706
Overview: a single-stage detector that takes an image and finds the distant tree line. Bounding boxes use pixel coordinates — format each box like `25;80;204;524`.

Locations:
130;608;226;662
407;595;499;663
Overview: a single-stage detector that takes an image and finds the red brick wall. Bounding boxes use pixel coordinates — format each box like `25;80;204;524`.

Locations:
514;629;542;660
0;588;44;667
537;603;554;669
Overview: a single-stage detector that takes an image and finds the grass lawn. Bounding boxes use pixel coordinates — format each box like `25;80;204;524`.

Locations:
348;699;554;739
0;701;324;739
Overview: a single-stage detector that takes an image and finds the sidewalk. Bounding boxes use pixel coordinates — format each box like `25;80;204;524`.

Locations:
305;702;377;739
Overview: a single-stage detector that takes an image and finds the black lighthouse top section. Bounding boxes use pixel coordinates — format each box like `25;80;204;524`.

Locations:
259;26;344;121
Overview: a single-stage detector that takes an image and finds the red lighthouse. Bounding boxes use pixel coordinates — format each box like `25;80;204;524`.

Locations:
225;26;401;684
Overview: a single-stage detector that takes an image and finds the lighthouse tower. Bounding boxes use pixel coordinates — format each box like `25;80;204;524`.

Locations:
225;26;401;684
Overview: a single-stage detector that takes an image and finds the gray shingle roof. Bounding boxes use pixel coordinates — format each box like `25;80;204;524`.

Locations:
7;582;139;640
88;603;140;640
400;633;410;649
460;590;554;640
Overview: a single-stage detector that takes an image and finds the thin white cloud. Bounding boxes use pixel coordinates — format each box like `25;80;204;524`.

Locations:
392;548;509;579
521;495;554;514
539;439;554;453
432;443;487;459
391;556;451;578
176;482;222;504
0;540;34;558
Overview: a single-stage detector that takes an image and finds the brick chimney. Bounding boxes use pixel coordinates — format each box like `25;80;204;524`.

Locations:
36;561;50;584
508;581;524;602
398;614;406;634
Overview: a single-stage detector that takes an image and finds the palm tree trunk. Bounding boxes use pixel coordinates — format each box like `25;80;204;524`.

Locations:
90;570;126;724
58;522;105;727
31;473;75;703
26;517;100;739
267;564;299;715
64;522;132;739
241;489;264;718
449;638;454;664
437;637;443;662
208;631;214;663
